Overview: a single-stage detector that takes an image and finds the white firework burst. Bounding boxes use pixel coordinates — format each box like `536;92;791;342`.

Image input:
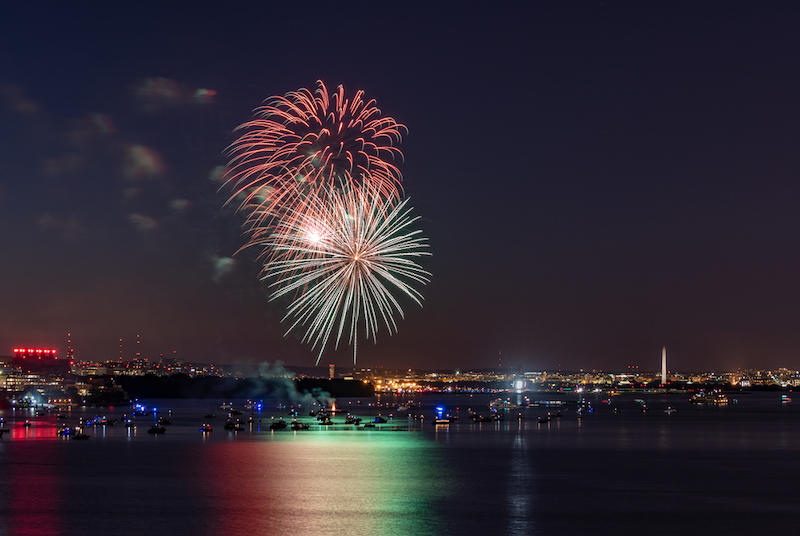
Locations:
259;183;430;364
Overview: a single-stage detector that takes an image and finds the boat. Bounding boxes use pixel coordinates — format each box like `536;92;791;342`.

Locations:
344;416;362;425
57;426;76;436
490;398;518;409
71;433;90;440
223;420;243;431
374;416;387;424
131;403;149;417
363;422;376;428
689;392;729;404
269;420;288;430
665;407;677;414
199;423;213;432
157;417;171;425
88;416;117;426
537;415;550;424
431;418;452;425
147;425;167;434
290;421;309;430
471;414;492;423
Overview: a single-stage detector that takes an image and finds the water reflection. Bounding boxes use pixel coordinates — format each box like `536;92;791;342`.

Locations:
194;431;446;536
2;442;63;536
507;434;536;534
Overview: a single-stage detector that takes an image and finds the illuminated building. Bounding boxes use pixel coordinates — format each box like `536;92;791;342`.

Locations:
12;348;71;376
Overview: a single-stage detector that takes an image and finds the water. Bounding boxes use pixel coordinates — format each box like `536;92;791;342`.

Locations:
1;392;799;535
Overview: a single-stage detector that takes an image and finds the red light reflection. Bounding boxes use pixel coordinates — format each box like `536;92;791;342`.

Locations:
5;441;63;535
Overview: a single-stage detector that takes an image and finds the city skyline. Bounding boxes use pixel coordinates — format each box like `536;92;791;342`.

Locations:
3;4;800;371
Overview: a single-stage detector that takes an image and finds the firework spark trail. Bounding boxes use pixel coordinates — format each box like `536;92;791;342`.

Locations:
224;81;406;238
259;183;430;364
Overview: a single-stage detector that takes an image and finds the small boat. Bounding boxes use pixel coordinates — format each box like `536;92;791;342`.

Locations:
223;420;243;431
269;420;288;430
57;426;75;436
374;416;388;424
345;416;362;425
199;424;213;432
22;421;32;427
537;415;550;424
88;416;117;426
431;419;451;425
665;407;677;414
71;433;90;440
689;392;729;404
229;409;243;416
147;425;167;434
204;414;217;419
490;398;518;409
290;421;309;430
157;417;171;425
363;422;376;428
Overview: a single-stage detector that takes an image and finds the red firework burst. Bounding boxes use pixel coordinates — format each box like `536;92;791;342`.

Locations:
224;80;406;231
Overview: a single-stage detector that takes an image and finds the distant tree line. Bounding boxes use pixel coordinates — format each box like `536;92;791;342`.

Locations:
114;373;374;399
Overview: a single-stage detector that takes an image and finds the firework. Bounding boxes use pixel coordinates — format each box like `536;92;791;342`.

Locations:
259;183;430;364
224;80;406;234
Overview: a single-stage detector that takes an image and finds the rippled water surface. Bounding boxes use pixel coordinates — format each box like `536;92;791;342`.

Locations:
1;392;799;535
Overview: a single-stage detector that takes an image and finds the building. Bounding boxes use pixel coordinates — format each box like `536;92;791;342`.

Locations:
12;348;71;377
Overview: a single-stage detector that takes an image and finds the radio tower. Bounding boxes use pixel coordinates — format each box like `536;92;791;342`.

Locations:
66;333;74;362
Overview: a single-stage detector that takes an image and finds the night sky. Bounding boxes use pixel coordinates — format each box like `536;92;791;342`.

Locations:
2;3;800;372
